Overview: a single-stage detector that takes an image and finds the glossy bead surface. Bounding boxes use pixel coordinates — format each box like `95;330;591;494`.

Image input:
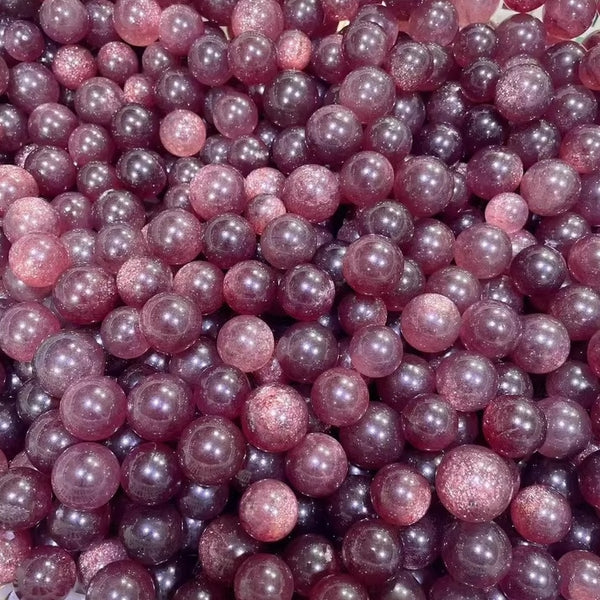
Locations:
239;479;298;542
51;442;120;510
178;416;246;485
13;546;77;600
435;445;514;522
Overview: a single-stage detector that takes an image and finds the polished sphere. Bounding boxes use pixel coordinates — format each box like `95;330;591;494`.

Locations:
435;445;514;522
51;443;120;510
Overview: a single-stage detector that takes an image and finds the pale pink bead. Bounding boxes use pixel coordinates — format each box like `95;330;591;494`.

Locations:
231;0;284;40
113;0;161;47
4;197;62;242
245;194;287;235
0;165;39;217
8;233;70;288
123;74;155;107
159;110;206;157
52;45;97;90
244;167;286;200
485;193;530;234
276;30;312;71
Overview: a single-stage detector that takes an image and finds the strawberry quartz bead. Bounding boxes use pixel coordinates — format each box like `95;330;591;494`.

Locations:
87;560;156;600
435;445;514;522
0;467;52;530
216;315;274;373
401;393;458;451
0;165;39;217
342;234;403;297
454;224;512;280
158;4;204;57
53;265;119;324
52;45;97;90
579;45;600;91
408;0;459;47
339;402;404;470
387;40;433;92
241;383;308;453
543;0;597;40
483;396;547;458
578;450;600;509
0;529;32;585
485;193;529;233
25;411;79;474
59;376;127;441
8;233;69;288
435;351;498;412
239;479;298;542
39;0;89;44
538;397;592;459
245;195;287;235
285;433;348;498
521;159;581;216
159;110;206;158
233;554;293;600
100;307;149;359
558;550;600;600
568;234;600;289
310;367;369;427
127;373;195;442
504;0;544;9
511;484;572;545
231;0;284;41
310;574;369;600
51;443;120;510
78;539;129;588
453;0;500;26
394;156;453;217
4;197;62;243
561;124;600;174
466;146;523;201
178;416;246;485
341;518;403;587
282;164;341;224
500;545;559;600
172;261;224;315
283;534;340;597
190;164;246;220
34;331;104;397
401;293;461;353
495;63;553;124
276;30;312;71
511;314;570;375
199;515;264;586
0;302;60;362
140;292;202;355
349;325;403;378
370;463;432;527
13;546;77;600
113;0;161;47
116;256;173;308
442;521;511;590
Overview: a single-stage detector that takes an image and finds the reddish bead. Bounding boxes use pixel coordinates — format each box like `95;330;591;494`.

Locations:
435;445;514;522
511;484;572;545
370;463;431;527
239;479;298;542
241;383;308;453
